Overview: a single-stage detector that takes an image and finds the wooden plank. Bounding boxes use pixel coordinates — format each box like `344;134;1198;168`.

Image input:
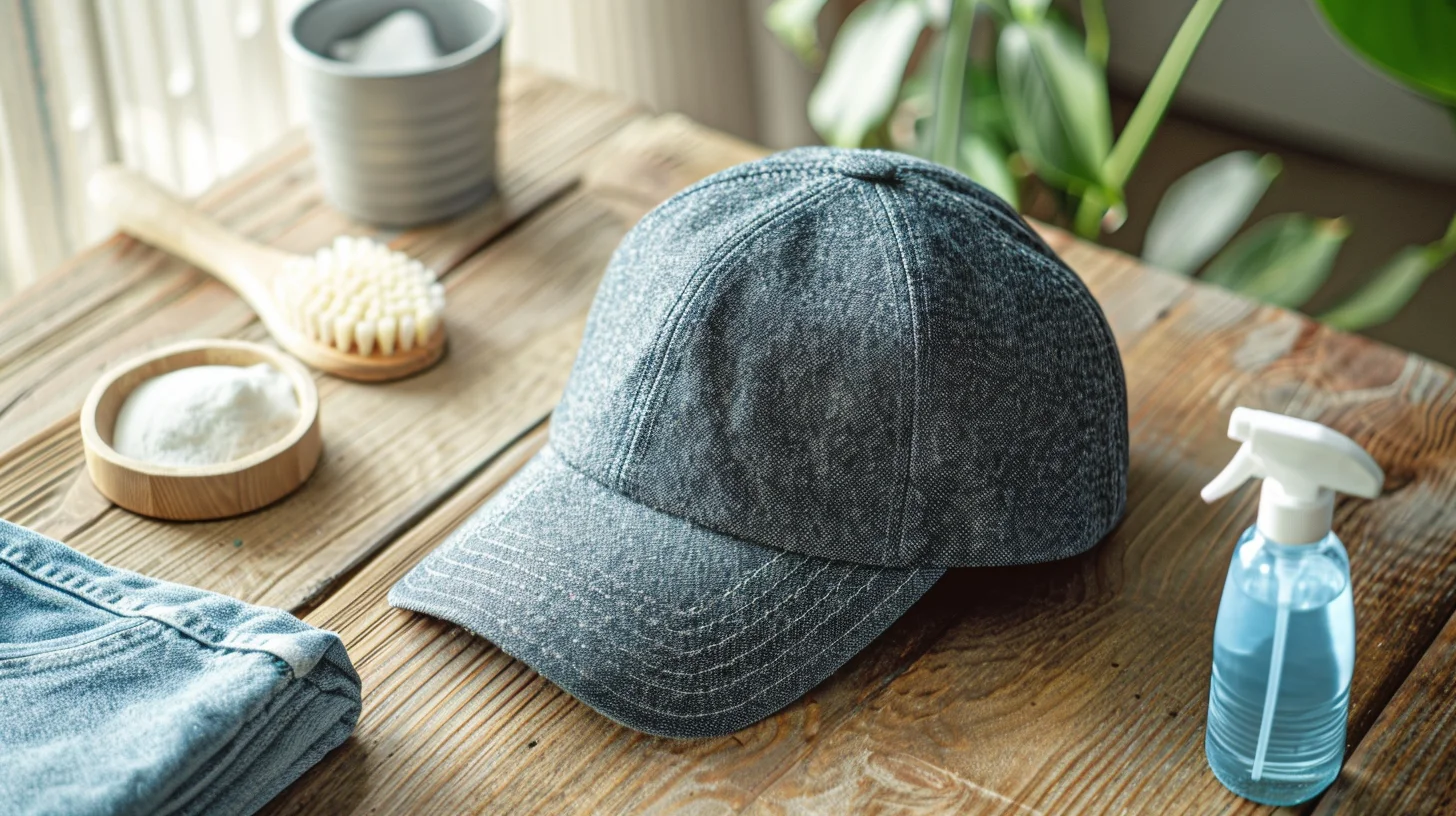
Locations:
0;71;641;455
1312;609;1456;814
0;187;628;612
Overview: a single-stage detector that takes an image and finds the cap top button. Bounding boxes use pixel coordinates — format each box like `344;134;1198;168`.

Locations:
833;152;898;183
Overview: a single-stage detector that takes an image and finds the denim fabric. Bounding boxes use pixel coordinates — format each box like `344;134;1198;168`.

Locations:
392;147;1127;738
0;519;361;816
551;147;1126;567
390;445;942;738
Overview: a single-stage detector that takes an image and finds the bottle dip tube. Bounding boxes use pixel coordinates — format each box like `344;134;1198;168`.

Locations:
1200;408;1382;806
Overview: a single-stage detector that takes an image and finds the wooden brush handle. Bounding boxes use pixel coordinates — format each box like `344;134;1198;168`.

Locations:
88;165;289;311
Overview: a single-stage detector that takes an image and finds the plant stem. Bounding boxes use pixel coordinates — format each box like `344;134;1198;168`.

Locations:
1442;209;1456;252
932;0;978;167
1102;0;1226;189
1425;210;1456;267
1073;190;1104;239
1082;0;1109;66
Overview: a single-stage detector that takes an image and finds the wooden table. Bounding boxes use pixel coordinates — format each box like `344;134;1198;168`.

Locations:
3;73;1454;815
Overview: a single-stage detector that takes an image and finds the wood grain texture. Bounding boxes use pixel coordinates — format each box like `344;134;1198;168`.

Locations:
0;71;640;453
0;71;645;610
1314;608;1456;815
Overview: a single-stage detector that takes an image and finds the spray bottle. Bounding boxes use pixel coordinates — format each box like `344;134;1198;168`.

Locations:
1200;407;1383;806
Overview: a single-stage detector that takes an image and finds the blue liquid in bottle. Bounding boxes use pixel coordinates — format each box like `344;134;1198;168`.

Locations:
1206;526;1354;806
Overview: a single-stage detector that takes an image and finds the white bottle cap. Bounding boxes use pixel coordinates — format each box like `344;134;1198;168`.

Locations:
1201;407;1384;545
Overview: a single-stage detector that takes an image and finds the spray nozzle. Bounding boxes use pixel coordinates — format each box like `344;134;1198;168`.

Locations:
1202;407;1383;544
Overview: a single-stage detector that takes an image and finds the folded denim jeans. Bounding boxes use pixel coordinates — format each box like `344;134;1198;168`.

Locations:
0;519;361;816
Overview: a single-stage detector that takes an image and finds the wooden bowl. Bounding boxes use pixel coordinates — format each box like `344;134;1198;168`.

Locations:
80;339;323;521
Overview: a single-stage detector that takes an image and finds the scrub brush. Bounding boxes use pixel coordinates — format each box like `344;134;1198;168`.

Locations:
277;236;445;358
90;165;446;382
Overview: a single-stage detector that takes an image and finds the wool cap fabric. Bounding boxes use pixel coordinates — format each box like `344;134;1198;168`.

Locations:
390;146;1128;738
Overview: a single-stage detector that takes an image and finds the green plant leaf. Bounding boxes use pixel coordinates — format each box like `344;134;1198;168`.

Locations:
766;0;832;64
930;0;977;166
921;0;952;27
809;0;927;148
979;0;1011;20
1319;247;1443;330
1143;152;1282;275
1202;215;1351;309
965;67;1008;140
1313;0;1456;105
1319;211;1456;330
996;19;1112;191
1081;0;1108;66
960;133;1020;208
1010;0;1050;21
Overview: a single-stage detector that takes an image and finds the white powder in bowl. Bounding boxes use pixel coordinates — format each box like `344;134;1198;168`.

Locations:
112;363;301;467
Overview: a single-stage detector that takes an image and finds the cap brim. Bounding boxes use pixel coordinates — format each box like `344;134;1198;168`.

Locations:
388;445;942;738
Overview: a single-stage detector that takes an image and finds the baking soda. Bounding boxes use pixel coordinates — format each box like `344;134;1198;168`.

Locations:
113;364;300;467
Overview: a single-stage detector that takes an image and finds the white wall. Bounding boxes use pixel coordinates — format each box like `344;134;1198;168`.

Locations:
507;0;817;148
1103;0;1456;181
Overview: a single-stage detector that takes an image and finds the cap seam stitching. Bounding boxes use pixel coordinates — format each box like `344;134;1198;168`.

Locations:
465;448;829;629
596;166;838;480
425;548;855;674
551;441;921;573
611;178;844;489
870;183;922;567
607;177;832;487
396;563;928;714
912;181;1056;262
465;528;819;637
406;558;897;686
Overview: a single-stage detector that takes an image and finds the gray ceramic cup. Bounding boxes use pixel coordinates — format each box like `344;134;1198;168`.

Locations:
283;0;509;226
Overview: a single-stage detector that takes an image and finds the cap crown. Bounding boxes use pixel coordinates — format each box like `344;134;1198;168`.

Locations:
552;148;1127;567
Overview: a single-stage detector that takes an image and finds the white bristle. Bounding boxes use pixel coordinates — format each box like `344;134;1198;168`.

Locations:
399;314;416;352
355;321;376;356
334;315;354;352
273;236;444;356
418;309;439;344
378;315;397;355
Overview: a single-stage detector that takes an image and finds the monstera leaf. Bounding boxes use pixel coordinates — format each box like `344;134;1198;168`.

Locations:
1314;0;1456;104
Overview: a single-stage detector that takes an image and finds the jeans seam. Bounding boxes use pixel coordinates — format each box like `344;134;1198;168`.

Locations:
0;619;149;674
0;539;298;681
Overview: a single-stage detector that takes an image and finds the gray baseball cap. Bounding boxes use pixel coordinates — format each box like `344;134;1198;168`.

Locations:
389;147;1127;738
